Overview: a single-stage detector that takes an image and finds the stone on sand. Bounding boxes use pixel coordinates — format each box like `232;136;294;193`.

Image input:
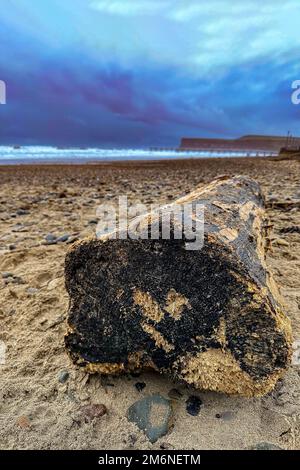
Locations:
127;394;173;443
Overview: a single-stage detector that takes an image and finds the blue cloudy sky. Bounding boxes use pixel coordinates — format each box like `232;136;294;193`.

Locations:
0;0;299;147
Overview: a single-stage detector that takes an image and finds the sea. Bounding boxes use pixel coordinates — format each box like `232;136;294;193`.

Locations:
0;146;277;164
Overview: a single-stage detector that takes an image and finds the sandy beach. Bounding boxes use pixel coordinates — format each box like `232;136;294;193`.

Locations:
0;156;299;450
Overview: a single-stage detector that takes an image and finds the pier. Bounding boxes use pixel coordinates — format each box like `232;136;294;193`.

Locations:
149;147;278;157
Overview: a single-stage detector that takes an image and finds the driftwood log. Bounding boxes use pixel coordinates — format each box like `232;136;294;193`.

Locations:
65;176;292;397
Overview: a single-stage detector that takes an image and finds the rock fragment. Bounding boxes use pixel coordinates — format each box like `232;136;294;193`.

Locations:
127;394;173;443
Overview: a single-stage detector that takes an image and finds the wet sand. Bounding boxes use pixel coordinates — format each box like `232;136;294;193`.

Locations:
0;156;299;450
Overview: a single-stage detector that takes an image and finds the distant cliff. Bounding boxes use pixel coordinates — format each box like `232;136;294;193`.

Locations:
180;135;300;152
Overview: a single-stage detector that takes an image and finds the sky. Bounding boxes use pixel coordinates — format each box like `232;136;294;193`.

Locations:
0;0;299;147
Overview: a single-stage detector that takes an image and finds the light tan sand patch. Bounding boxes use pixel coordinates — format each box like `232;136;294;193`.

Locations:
218;227;239;242
141;322;174;353
165;289;191;320
179;348;282;397
133;289;164;323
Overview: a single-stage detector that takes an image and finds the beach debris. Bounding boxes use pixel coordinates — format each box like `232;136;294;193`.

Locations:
12;276;24;285
79;403;107;423
186;396;202;416
279;226;300;234
26;287;39;295
42;233;70;245
66;389;79;403
127;394;173;443
45;233;56;242
47;314;65;330
42;233;57;245
3;274;24;285
168;389;183;401
11;223;27;232
215;411;235;421
1;272;14;279
249;442;283;450
65;176;292;397
66;235;80;245
273;238;289;247
135;382;146;392
127;433;138;447
267;199;300;211
160;442;174;450
57;234;70;243
16;415;31;429
16;208;30;216
58;370;70;383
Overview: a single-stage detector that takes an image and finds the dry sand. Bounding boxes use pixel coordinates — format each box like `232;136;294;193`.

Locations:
0;157;299;450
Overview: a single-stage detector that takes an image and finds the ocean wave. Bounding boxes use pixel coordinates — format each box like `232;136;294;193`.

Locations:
0;146;273;163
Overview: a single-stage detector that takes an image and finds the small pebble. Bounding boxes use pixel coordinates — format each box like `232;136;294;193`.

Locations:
274;238;289;247
67;390;78;403
249;442;283;450
12;223;26;232
80;404;107;423
186;395;202;416
160;442;174;450
4;275;24;285
128;394;173;443
216;411;235;421
16;415;31;429
135;382;146;392
58;370;70;384
27;288;39;295
56;234;69;243
45;234;57;243
16;209;30;216
128;434;137;447
12;276;25;285
2;272;14;279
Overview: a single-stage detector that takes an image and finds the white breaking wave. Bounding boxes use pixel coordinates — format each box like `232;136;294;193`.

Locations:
0;146;275;163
